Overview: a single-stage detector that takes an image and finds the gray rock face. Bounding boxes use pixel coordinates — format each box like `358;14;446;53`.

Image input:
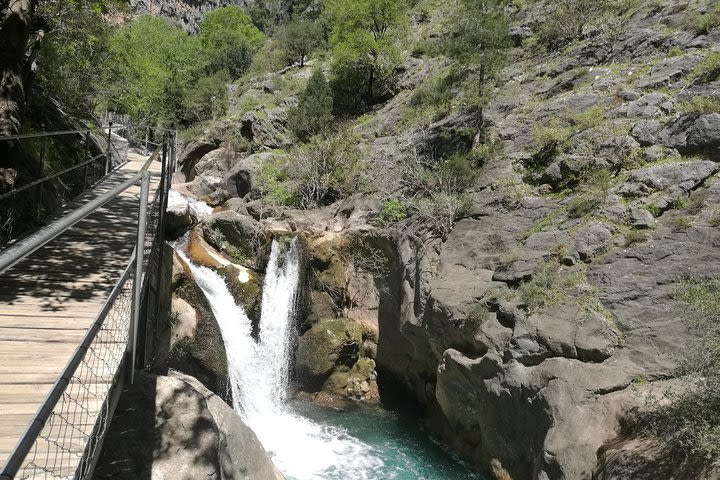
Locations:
572;222;613;261
631;120;662;146
130;0;248;33
659;114;720;154
629;206;655;228
634;55;701;89
615;161;719;198
94;371;283;480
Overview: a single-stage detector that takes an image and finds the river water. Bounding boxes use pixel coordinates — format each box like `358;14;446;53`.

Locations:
177;237;481;480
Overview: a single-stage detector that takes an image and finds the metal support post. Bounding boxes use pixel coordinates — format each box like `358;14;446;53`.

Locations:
105;122;113;175
37;138;46;222
128;171;150;384
83;132;90;190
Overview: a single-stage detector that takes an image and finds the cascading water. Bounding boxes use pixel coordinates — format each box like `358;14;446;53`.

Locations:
177;239;384;480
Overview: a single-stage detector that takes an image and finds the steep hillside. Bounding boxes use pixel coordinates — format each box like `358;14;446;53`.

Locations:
169;0;720;478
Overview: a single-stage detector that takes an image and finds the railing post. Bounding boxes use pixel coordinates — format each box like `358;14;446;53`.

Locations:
36;137;46;222
128;171;150;384
83;131;90;190
105;122;113;175
144;126;149;154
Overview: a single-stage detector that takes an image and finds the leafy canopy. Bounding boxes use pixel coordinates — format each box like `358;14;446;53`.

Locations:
325;0;409;112
200;6;265;78
107;16;206;126
275;18;323;67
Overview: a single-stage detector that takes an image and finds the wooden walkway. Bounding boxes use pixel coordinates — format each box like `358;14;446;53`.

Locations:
0;153;162;475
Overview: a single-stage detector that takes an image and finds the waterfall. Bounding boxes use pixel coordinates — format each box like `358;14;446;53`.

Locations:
177;239;383;480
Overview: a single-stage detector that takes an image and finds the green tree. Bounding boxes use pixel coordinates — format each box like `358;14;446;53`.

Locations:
182;71;230;124
275;18;323;67
325;0;408;113
443;0;510;133
35;1;119;116
106;16;206;126
200;6;265;78
287;68;334;141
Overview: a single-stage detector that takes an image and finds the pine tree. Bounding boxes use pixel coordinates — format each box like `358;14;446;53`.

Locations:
288;69;334;142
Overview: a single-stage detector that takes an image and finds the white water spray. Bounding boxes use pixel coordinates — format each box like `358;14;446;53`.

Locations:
178;239;383;480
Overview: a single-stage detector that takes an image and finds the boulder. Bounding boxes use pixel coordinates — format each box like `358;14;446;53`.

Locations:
572;222;613;261
177;140;218;182
295;318;364;389
93;371;283;480
629;207;655;228
615;161;719;199
630;120;662;146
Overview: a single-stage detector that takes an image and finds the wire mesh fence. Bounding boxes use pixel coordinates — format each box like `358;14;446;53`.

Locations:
13;271;133;480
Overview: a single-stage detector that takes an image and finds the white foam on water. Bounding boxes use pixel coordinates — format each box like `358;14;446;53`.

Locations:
168;190;213;218
177;239;383;479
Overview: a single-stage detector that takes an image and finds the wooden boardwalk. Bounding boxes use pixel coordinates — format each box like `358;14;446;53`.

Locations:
0;153;162;475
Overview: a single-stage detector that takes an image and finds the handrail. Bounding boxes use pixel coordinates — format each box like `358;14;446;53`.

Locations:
0;169;149;275
0;128;99;142
0;261;135;480
0;152;106;201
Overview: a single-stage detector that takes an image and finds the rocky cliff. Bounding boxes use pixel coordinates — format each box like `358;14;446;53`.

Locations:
167;0;720;478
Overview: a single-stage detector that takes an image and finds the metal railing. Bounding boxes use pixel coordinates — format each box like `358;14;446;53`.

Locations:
0;129;176;480
0;125;131;247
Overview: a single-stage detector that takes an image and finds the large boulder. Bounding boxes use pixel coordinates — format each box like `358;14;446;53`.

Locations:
295;318;363;389
93;371;284;480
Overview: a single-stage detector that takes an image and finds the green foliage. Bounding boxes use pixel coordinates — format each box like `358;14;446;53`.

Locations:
676;96;720;115
671;216;692;231
569;105;606;130
536;0;611;50
35;1;118;115
565;170;612;219
181;71;230;124
641;278;720;460
287;69;335;142
690;52;720;84
325;0;409;114
442;0;511;78
379;198;407;224
412;192;472;240
518;260;588;313
275;18;324;67
106;16;206;126
532;117;575;148
288;130;365;208
200;7;265;79
624;228;647;247
258;155;299;206
693;4;720;34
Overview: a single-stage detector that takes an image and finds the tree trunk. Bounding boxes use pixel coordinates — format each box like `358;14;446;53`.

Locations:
0;0;36;142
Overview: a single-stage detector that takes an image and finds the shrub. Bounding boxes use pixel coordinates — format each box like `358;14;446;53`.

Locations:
532;117;574;148
287;69;335;142
624;228;647;247
565;169;612;219
693;4;720;34
676;96;720;115
288;130;365;208
536;0;611;50
640;278;720;459
689;52;720;84
379;199;407;225
257;155;298;206
671;216;692;231
569;105;606;130
412;192;471;240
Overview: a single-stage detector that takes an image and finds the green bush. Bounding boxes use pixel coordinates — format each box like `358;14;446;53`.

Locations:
640;278;720;459
106;16;206;126
690;52;720;84
624;228;647;247
671;216;692;231
378;199;407;225
536;0;611;50
288;130;365;208
257;156;299;206
517;260;588;313
412;192;471;240
287;69;335;142
693;4;720;34
676;96;720;115
565;170;612;219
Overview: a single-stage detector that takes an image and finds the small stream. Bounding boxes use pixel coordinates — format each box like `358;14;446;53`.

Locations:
171;197;481;479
